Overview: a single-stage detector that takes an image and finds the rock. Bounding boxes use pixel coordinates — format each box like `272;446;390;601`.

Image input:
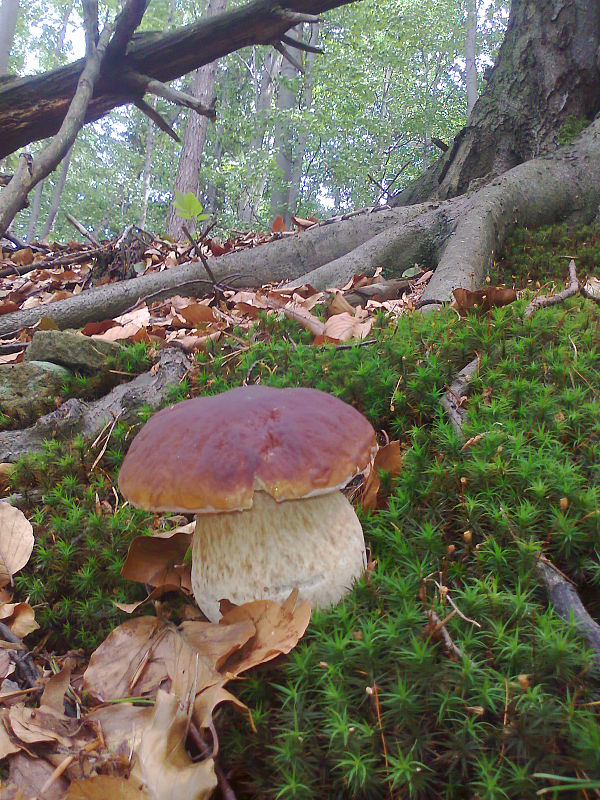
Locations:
25;330;122;373
0;361;71;427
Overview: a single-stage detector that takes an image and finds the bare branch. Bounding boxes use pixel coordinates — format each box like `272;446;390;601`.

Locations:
134;98;181;142
281;33;324;54
274;42;304;74
125;71;217;120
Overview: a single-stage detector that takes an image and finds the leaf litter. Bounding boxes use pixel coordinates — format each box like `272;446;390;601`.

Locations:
0;498;311;799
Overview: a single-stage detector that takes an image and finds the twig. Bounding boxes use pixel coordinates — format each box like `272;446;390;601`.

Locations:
188;721;237;800
0;621;40;688
524;260;579;317
440;356;480;435
65;211;100;246
181;224;218;286
425;609;463;660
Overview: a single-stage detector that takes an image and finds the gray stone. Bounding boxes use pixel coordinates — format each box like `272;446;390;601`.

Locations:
25;329;122;373
0;361;71;426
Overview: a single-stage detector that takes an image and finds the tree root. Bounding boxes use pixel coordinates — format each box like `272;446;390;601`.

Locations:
0;347;191;462
524;260;579;317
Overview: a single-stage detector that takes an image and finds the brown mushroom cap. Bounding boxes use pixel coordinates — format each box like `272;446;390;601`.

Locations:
118;385;377;513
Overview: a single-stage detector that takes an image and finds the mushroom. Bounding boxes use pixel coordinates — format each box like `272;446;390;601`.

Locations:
118;385;377;622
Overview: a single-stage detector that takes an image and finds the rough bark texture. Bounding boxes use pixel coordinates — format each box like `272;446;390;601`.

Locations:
165;0;227;240
395;0;600;206
0;348;191;462
0;0;356;160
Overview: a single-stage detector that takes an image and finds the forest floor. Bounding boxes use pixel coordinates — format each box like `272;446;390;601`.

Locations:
1;221;600;798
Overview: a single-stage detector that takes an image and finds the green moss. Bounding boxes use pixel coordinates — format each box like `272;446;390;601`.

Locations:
557;116;591;146
492;221;600;287
9;222;600;795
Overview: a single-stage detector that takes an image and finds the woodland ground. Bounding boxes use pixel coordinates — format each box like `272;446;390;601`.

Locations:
5;221;600;798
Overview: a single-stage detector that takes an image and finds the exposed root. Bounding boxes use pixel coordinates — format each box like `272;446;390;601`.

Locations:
0;348;191;462
524;260;580;317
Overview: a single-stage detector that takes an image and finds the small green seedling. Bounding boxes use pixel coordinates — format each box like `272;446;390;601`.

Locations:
172;190;211;223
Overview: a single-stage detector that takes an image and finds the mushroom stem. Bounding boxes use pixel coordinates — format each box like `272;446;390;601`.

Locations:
191;490;366;622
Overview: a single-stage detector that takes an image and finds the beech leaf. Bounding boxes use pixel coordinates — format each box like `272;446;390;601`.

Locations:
0;502;34;588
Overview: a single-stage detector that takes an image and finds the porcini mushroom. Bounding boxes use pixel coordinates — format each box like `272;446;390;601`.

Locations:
118;385;377;622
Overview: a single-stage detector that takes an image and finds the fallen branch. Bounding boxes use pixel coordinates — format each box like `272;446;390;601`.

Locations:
440;357;479;436
535;560;600;659
524;260;580;317
0;621;40;689
0;347;191;462
425;609;463;661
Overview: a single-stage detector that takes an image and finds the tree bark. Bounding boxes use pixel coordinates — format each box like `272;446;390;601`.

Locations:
238;48;283;225
166;0;227;240
138;97;157;229
464;0;477;118
40;145;74;239
0;0;19;75
395;0;600;206
0;0;356;161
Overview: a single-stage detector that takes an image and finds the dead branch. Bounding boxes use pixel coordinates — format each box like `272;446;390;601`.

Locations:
0;347;191;462
440;357;479;436
0;0;355;160
524;260;580;317
0;1;113;237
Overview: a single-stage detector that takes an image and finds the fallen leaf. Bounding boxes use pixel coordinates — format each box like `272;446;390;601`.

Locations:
180;304;216;325
321;311;373;342
121;525;194;592
40;660;72;713
327;293;355;317
271;215;287;233
219;589;311;676
0;601;38;638
66;776;150;800
10;249;33;267
0;503;34;588
131;690;217;800
360;440;404;511
453;286;517;315
8;752;69;800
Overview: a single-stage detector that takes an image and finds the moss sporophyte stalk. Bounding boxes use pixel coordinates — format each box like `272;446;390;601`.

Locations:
10;224;600;798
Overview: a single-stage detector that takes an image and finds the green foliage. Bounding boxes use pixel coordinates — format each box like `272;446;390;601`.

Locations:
171;190;211;223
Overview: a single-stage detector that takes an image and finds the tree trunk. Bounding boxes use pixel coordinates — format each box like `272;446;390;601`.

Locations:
40;145;74;239
138;97;157;229
464;0;477;118
238;48;283;225
27;183;43;242
395;0;600;206
165;0;227;240
0;0;19;75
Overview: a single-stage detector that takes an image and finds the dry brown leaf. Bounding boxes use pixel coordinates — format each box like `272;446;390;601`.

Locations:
83;617;222;705
66;775;150;800
327;292;355;317
8;704;80;747
131;690;217;800
0;463;12;496
180;304;216;325
114;306;151;327
81;319;119;336
271;215;287;233
360;440;404;512
88;703;154;755
0;601;38;638
121;525;194;592
180;618;255;670
193;682;247;732
10;249;33;267
219;589;311;676
453;286;517;315
0;710;20;759
40;660;72;713
321;311;373;342
92;322;142;342
0;302;19;316
8;752;69;800
0;503;34;588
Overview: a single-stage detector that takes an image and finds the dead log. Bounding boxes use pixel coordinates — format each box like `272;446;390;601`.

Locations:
0;0;355;159
0;348;191;462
